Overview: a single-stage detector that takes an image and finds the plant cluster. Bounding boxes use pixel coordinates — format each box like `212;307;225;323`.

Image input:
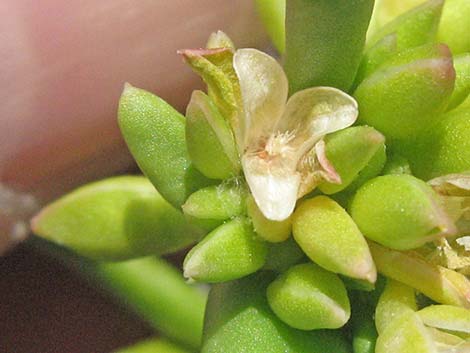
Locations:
32;0;470;352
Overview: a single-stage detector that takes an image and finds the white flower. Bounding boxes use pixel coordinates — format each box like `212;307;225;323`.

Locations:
232;49;358;221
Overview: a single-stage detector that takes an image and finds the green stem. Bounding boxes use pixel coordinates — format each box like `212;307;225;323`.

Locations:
28;238;206;350
96;257;206;350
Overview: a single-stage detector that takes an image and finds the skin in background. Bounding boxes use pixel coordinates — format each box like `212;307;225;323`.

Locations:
0;0;268;254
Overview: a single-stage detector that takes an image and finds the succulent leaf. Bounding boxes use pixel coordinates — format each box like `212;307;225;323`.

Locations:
447;54;470;111
350;174;456;250
118;85;213;208
438;0;470;54
182;181;248;231
31;176;203;260
202;272;352;353
354;44;455;139
293;196;376;283
319;126;386;194
183;216;267;283
266;263;351;330
367;0;444;51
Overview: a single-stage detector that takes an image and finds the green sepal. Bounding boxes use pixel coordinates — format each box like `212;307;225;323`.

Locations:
350;174;455;250
185;90;239;179
182;181;247;232
438;0;470;55
255;0;285;53
367;0;444;51
293;196;376;283
285;0;374;93
202;272;352;353
183;217;267;283
319;126;386;194
399;106;470;180
354;44;455;139
178;48;240;125
31;176;203;261
118;85;214;208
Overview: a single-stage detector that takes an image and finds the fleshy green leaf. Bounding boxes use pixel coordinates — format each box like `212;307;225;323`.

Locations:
354;44;455;139
399;105;470;180
182;181;248;231
350;174;455;250
202;272;352;353
447;54;470;111
267;263;351;330
118;85;213;208
31;176;202;260
319;126;386;194
183;217;267;283
438;0;470;55
185;90;239;179
293;196;376;283
367;0;427;40
367;0;444;51
285;0;374;92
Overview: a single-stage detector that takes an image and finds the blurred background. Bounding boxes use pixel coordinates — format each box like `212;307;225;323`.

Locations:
0;1;267;351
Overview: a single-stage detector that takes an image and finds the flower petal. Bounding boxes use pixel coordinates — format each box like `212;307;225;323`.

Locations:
276;87;358;160
233;48;288;150
242;154;300;221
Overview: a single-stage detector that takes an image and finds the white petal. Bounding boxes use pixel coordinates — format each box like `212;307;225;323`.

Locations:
276;87;358;159
233;48;288;151
242;155;299;221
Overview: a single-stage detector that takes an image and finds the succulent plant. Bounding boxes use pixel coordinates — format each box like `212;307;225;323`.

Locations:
31;0;470;352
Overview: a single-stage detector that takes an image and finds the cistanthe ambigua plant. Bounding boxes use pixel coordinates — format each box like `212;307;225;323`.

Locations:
31;0;470;352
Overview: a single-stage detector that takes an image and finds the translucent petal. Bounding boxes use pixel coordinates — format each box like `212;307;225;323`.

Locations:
242;154;300;221
233;48;288;150
276;87;358;160
429;172;470;196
